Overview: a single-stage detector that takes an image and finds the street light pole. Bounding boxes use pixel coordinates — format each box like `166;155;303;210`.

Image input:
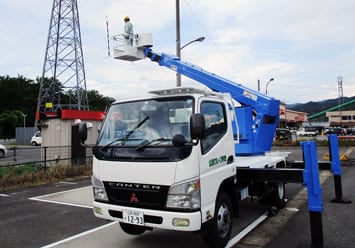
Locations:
176;36;205;87
180;37;205;50
176;1;205;87
265;78;274;95
22;113;27;144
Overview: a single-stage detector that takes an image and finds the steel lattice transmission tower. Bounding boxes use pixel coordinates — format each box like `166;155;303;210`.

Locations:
337;76;344;102
36;0;88;118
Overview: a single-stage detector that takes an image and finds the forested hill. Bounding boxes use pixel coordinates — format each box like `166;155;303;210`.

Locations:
286;96;355;115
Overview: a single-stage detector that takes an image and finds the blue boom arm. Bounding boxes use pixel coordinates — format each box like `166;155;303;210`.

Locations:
144;48;280;155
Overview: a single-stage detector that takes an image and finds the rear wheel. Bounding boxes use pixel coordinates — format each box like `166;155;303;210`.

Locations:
258;171;286;209
0;150;4;158
119;222;146;235
264;162;287;209
268;182;286;208
203;192;233;248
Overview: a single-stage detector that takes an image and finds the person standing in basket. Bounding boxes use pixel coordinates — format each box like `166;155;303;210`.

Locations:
123;16;134;46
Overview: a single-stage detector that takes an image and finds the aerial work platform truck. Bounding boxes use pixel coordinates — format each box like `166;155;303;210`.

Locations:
80;33;290;248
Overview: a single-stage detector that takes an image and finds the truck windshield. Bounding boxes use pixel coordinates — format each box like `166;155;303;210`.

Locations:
97;97;193;147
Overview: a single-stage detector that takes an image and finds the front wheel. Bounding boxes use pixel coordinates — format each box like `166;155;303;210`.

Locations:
203;192;233;248
119;222;146;235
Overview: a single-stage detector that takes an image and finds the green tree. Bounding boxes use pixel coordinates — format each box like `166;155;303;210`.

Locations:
87;90;115;111
0;112;18;138
0;75;39;127
0;75;115;138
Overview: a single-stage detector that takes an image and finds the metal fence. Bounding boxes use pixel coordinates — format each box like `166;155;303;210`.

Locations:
0;145;94;168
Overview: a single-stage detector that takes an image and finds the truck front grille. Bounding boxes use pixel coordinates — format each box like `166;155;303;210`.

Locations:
104;181;170;210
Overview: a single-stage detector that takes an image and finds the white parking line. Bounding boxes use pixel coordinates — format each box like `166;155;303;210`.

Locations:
41;221;117;248
30;197;93;209
56;181;77;185
0;193;9;197
29;186;92;209
30;186;91;199
226;212;269;248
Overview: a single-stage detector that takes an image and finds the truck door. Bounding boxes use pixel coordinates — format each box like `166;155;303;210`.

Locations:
198;100;235;206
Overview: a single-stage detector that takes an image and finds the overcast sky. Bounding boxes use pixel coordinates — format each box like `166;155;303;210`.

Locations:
1;0;354;104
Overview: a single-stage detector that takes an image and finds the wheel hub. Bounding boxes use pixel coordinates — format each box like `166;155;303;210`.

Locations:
216;203;231;237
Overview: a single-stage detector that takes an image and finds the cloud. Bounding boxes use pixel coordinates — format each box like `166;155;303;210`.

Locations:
0;0;354;104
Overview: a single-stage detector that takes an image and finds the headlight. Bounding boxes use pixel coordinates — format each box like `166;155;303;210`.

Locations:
92;176;109;202
166;178;200;209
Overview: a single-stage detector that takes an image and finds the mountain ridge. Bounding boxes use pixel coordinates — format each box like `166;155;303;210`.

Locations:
286;96;355;115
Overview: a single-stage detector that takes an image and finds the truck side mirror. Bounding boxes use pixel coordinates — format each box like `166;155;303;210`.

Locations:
190;113;206;139
79;122;88;144
172;134;186;147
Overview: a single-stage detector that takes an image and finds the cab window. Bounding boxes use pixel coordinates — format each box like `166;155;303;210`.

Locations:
200;101;227;154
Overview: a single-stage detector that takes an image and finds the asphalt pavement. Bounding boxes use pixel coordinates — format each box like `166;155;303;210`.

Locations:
0;179;107;248
1;145;354;248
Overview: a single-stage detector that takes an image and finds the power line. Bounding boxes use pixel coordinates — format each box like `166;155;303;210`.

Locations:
182;0;237;70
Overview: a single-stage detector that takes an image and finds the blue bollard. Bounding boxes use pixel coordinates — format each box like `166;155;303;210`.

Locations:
302;141;323;212
302;141;323;248
328;134;352;204
328;134;341;176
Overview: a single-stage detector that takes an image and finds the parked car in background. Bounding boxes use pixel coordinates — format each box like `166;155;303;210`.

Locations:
345;128;355;135
296;127;318;136
324;127;346;136
275;128;291;141
31;131;42;146
0;144;7;158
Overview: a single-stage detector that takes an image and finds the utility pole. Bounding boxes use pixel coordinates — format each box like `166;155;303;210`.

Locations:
175;0;204;87
337;76;343;127
257;79;260;92
176;0;181;87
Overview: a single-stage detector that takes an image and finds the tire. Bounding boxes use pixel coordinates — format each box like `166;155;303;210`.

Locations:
259;181;286;209
203;192;233;248
269;182;286;209
31;141;37;146
0;150;4;158
119;222;146;235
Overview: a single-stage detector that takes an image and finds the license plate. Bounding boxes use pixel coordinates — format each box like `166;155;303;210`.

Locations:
122;209;144;226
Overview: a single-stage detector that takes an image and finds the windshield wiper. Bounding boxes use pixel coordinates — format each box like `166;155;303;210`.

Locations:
101;116;150;151
100;138;125;151
122;116;149;140
136;138;171;151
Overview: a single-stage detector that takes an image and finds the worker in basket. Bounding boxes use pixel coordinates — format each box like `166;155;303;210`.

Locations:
123;16;134;46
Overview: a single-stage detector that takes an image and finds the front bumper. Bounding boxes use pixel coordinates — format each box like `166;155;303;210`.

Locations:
93;201;202;231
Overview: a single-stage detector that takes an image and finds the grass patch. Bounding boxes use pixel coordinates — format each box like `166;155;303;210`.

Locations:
0;163;91;191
